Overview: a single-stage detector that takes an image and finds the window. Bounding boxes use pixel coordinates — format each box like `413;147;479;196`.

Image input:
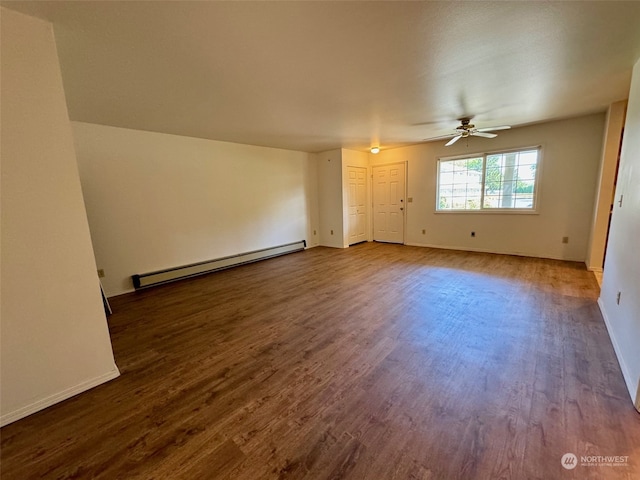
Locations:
437;147;540;212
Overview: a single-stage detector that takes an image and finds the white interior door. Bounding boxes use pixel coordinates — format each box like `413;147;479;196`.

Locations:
347;166;368;245
373;163;405;244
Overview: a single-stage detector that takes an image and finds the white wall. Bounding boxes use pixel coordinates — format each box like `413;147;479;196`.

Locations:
0;9;119;426
316;149;345;248
370;114;605;261
599;59;640;410
72;122;319;296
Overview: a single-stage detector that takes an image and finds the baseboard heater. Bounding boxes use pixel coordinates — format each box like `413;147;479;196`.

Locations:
132;240;306;290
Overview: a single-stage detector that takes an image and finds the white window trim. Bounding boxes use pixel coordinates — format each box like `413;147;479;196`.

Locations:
435;145;543;214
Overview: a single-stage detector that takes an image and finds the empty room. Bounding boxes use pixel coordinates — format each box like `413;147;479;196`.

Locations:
2;1;640;479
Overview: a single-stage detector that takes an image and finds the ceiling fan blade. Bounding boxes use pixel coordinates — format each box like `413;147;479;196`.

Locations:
445;135;463;146
473;132;498;138
476;125;511;132
424;133;457;141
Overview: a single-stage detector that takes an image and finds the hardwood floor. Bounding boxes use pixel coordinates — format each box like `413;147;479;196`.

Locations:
1;243;638;479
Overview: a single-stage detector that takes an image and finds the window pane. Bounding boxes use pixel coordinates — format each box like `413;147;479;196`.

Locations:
438;157;483;210
484;149;538;209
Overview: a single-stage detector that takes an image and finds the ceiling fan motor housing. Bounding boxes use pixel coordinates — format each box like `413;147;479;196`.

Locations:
456;118;475;133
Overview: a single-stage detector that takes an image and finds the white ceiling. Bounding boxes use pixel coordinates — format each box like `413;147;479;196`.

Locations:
4;1;640;153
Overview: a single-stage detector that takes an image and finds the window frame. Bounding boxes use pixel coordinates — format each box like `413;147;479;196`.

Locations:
435;145;542;214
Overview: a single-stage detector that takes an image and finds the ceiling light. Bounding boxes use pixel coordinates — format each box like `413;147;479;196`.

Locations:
370;146;380;154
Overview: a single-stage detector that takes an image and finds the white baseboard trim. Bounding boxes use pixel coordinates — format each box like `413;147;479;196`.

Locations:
405;242;585;263
597;298;638;411
0;367;121;427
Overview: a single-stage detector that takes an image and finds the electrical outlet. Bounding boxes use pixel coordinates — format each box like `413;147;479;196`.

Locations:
471;231;476;237
407;197;413;203
562;236;569;244
97;269;105;278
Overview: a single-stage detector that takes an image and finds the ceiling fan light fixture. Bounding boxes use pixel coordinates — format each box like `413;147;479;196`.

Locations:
370;146;380;154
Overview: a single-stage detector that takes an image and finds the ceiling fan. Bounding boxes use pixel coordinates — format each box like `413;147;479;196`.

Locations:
425;118;511;146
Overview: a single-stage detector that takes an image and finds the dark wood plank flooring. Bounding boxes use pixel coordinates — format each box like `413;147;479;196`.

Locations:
2;243;639;479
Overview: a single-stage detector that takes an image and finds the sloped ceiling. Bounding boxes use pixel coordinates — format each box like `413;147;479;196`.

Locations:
3;1;640;152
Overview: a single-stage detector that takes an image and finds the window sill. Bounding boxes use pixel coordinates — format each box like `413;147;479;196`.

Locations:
434;209;539;215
